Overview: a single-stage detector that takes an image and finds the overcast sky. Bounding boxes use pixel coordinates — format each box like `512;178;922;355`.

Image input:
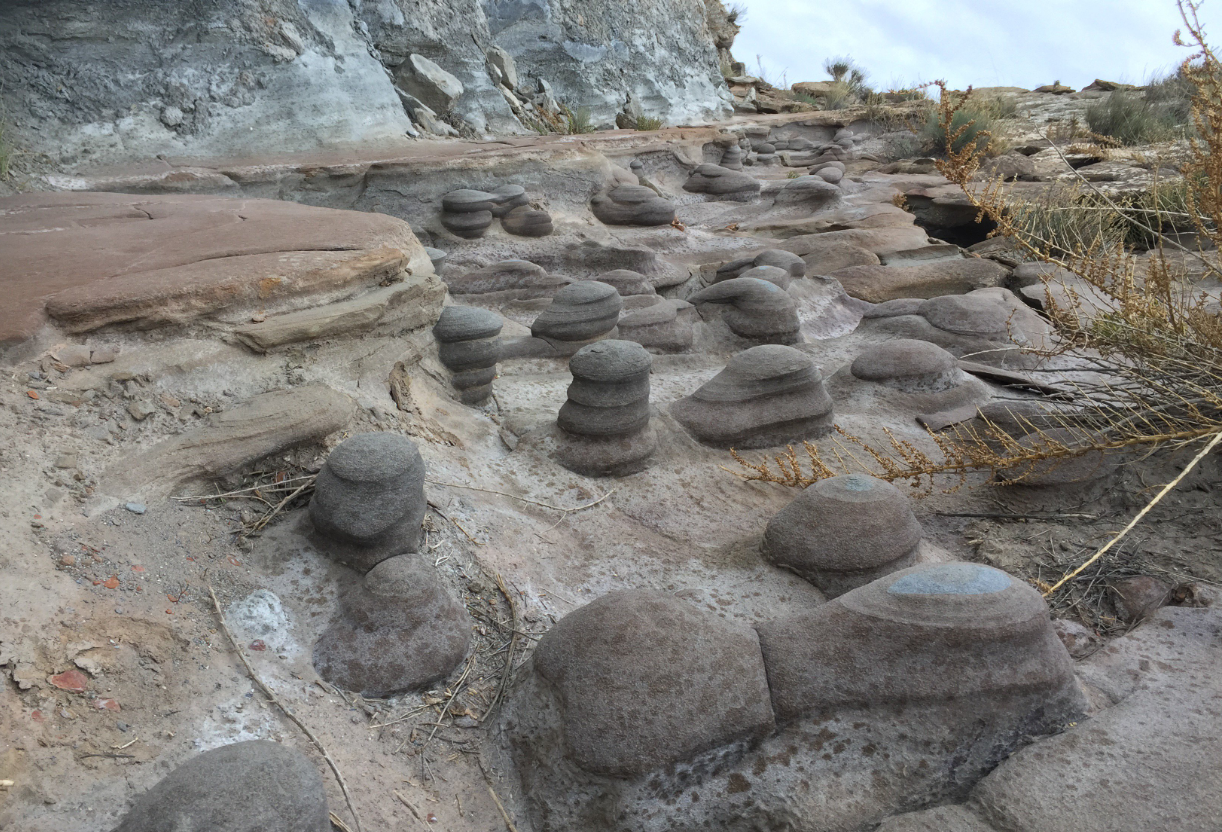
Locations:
735;0;1222;91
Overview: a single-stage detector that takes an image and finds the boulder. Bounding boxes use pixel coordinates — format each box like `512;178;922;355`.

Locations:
556;340;657;476
752;249;807;278
850;339;960;391
0;192;432;355
595;269;656;297
721;145;746;170
433;306;503;405
683;164;762;201
395;53;464;113
762;474;923;596
488;184;531;217
671;344;833;448
531;281;623;344
308;433;427;572
313;555;471;697
758;562;1085;723
113;741;329;832
737;264;793;290
513;590;774;776
502;205;554;237
591;185;676;226
688;277;801;343
615;299;695;352
773;175;840;207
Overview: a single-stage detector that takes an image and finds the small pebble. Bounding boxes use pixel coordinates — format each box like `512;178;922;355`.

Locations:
125;502;146;515
60;555;76;567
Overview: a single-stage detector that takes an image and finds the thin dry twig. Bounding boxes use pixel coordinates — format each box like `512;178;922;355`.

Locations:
207;583;363;832
482;572;521;725
1042;429;1222;595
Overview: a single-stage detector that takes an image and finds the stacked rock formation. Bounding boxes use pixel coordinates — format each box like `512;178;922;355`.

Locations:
432;306;503;404
721;144;746;170
716;249;807;282
763;473;923;596
113;741;329;832
671;345;833;448
591;184;676;226
507;562;1085;832
308;433;427;572
440;186;551;238
440;189;495;238
313;554;471;696
688;277;801;343
531;280;623;352
587;269;692;351
773;174;840;208
556;340;657;476
850;339;960;392
683;163;762;201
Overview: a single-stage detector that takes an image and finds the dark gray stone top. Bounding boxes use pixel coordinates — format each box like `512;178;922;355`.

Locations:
738;264;792;288
442;188;496;213
607;185;659;204
888;562;1012;596
569;339;652;382
919;295;1011;336
694;344;819;402
433;305;504;342
851;339;958;381
490;184;526;202
754;248;806;277
325;433;423;483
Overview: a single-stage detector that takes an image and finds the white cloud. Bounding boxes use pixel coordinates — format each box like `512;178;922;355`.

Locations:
734;0;1220;91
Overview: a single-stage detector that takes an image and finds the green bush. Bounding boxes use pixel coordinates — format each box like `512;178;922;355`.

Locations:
635;115;665;131
1086;85;1190;145
565;107;595;134
919;103;996;155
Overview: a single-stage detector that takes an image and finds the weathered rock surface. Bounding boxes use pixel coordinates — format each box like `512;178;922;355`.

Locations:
0;192;432;357
851;339;961;391
671;345;833;448
106;386;355;499
763;474;923;596
313;555;471;697
309;433;427;572
433;306;503;404
113;740;329;832
555;340;657;476
444;260;568;300
509;589;774;776
688;277;801;343
616;299;695;352
502;205;554;237
832;259;1009;303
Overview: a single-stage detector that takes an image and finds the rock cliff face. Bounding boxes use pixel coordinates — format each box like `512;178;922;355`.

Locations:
0;0;734;168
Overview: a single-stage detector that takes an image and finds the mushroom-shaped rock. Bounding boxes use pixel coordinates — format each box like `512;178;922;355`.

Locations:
757;562;1086;723
444;260;567;299
738;264;793;290
313;555;471;697
721;144;746;170
113;741;329;832
440;209;493;239
917;294;1011;337
440;189;496;238
424;247;447;273
555;340;657;476
433;306;503;404
520;590;775;776
688;277;801;343
683;163;762;201
617;299;695;352
774;175;841;207
753;248;807;278
308;433;426;572
671;344;833;448
595;269;656;297
531;280;623;344
763;474;923;596
502;205;553;237
850;339;960;392
591;185;676;226
489;184;530;217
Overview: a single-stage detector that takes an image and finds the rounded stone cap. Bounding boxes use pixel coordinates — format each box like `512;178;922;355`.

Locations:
754;248;806;277
490;184;526;202
764;473;922;573
919;294;1010;336
433;306;504;342
840;562;1046;627
608;185;659;204
325;433;423;484
851;339;958;381
442;189;495;212
596;269;656;296
739;264;792;288
696;344;818;403
552;280;619;306
569;339;652;382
